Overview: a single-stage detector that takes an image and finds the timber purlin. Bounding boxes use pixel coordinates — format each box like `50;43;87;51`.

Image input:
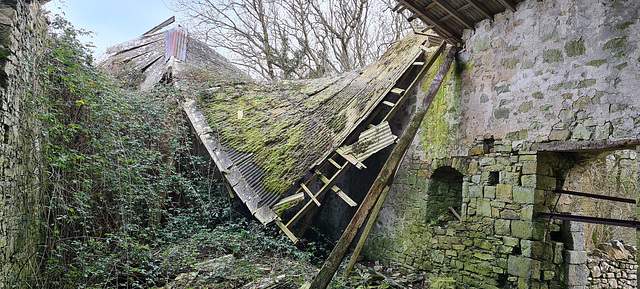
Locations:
394;0;526;44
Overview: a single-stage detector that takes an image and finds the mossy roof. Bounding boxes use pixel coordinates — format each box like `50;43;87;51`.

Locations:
192;33;427;220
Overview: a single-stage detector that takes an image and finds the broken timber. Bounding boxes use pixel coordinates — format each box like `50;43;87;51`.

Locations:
309;45;458;289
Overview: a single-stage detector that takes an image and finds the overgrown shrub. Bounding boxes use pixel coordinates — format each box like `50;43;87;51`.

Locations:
31;16;246;288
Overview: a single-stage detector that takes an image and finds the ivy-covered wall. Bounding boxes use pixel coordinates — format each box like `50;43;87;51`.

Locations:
0;0;47;285
363;0;639;288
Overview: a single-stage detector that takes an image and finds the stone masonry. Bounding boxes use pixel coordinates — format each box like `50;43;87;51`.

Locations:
0;0;47;286
363;0;639;288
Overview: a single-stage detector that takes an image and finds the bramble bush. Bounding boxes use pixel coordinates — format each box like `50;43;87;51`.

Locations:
29;15;309;288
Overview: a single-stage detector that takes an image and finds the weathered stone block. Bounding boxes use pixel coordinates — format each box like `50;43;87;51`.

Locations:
572;124;592;140
469;185;484;198
562;221;585;232
496;184;512;202
508;255;532;278
511;220;533;239
595;122;612;140
501;171;521;185
521;162;536;175
477;198;492;217
549;129;571;141
564;232;585;250
495;219;510;235
513;186;535;204
484;186;496;198
500;209;519;220
566;264;588;286
564;250;586;264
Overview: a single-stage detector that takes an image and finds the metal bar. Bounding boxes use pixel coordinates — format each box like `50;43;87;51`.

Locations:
538;213;640;229
554;189;636;204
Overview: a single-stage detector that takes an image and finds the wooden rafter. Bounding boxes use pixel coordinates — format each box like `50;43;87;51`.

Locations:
496;0;517;12
432;0;474;29
464;0;494;20
399;0;462;43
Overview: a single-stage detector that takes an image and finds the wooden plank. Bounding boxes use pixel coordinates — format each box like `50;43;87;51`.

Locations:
275;220;299;243
383;41;447;122
328;158;342;169
286;162;352;229
390;87;405;95
531;139;640;152
399;0;462;43
345;185;391;273
300;183;321;207
315;170;357;207
272;192;305;209
382;101;396;107
336;148;367;169
309;47;458;289
464;0;493;20
554;189;636;204
143;16;176;36
432;0;474;29
496;0;517;12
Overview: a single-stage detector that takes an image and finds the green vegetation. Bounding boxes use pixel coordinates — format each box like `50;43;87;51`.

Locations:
27;16;315;288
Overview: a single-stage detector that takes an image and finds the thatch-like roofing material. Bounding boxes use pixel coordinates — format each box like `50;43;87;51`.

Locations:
186;33;428;224
102;25;248;90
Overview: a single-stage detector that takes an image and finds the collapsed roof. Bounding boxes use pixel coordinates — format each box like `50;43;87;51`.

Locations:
102;16;441;235
101;17;248;90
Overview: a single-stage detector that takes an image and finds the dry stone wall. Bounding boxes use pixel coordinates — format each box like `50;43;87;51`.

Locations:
588;241;638;289
0;0;47;286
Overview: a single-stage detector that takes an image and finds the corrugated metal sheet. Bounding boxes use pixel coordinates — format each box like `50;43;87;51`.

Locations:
337;122;398;163
165;27;188;62
196;33;429;222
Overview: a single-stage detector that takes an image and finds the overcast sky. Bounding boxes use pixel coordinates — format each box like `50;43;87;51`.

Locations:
44;0;178;60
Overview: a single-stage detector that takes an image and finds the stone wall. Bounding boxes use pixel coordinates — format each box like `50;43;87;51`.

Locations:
0;0;47;286
362;0;640;288
460;0;639;144
588;241;637;289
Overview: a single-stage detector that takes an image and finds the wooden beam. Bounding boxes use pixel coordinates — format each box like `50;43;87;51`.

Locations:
399;0;462;43
383;41;447;122
464;0;493;20
432;0;474;29
275;220;299;243
300;183;321;207
531;139;640;152
496;0;517;12
142;16;175;36
309;47;458;289
345;185;391;273
316;170;357;207
286;162;352;229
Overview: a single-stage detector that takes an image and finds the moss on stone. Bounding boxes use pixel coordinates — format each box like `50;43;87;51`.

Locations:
564;39;585;57
615;22;633;30
614;62;628;70
604;37;627;59
494;108;510;119
586;59;607;67
474;37;490;52
541;33;556;43
542;49;562;63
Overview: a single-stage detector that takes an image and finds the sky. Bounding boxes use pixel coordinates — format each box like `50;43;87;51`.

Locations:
44;0;179;61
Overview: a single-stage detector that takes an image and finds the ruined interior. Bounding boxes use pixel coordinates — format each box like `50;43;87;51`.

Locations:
107;0;639;287
2;0;636;287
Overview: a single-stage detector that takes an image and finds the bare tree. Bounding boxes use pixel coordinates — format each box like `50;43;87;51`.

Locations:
169;0;410;80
